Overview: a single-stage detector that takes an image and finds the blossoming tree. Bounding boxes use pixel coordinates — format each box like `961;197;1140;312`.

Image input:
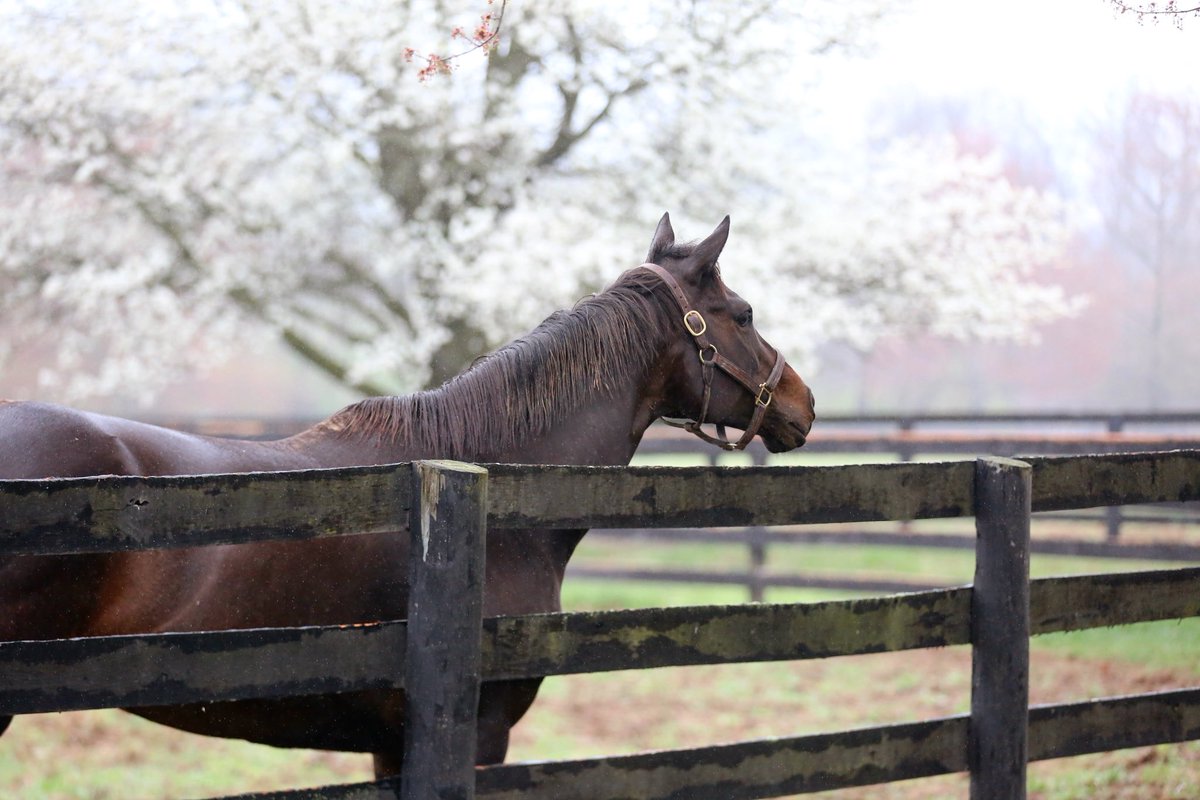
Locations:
0;0;1078;402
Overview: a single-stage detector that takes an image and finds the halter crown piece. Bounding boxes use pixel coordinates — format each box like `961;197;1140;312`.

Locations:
637;264;786;451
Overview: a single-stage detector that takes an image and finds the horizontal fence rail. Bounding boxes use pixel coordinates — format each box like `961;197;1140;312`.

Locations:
7;565;1200;717
0;464;413;554
0;621;407;716
573;451;1200;600
227;688;1200;800
485;461;977;529
1;461;980;555
16;449;1198;555
3;451;1200;800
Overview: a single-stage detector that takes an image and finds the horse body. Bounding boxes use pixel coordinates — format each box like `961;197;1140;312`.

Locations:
0;215;815;775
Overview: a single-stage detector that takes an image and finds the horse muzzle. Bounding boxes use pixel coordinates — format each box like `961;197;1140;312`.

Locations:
761;417;811;453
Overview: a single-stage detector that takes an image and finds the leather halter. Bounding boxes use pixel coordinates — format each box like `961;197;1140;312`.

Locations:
637;263;786;451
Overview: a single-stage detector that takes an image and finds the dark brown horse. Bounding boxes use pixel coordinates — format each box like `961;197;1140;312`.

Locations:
0;214;815;777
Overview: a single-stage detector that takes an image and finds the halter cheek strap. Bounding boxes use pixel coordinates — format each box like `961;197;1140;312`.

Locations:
637;264;787;451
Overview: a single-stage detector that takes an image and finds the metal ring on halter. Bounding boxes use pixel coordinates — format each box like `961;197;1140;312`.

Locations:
683;310;707;337
698;344;718;365
755;383;774;408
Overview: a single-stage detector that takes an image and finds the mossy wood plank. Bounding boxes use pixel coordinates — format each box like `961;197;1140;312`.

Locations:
209;716;970;800
1030;566;1200;634
1029;688;1200;761
481;588;971;679
474;716;969;800
0;464;412;555
0;620;406;715
485;462;975;529
1028;450;1200;511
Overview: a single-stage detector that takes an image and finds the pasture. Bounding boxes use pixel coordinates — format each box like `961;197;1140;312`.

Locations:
3;582;1199;799
4;502;1200;796
3;432;1200;799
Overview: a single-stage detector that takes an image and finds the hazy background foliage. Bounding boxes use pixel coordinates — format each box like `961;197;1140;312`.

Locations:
0;0;1195;415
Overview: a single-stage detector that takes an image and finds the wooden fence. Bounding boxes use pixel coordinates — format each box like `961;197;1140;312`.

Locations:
3;452;1200;798
154;410;1200;575
593;416;1200;599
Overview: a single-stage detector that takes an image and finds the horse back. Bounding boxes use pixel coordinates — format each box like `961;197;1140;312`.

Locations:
0;400;313;479
0;401;371;641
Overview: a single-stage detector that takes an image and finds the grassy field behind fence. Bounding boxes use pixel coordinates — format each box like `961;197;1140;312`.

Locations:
2;566;1198;800
3;448;1199;798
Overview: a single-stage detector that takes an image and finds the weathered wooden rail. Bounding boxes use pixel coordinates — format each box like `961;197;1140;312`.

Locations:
3;452;1200;799
152;413;1200;598
613;418;1200;599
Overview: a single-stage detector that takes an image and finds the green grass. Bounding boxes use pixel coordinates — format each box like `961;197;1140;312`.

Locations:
0;710;372;799
1033;619;1200;674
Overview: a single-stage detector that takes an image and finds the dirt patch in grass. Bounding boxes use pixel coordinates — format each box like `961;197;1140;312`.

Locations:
507;647;1200;799
1;648;1196;798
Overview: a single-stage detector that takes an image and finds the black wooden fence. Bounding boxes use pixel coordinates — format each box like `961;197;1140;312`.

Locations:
591;416;1200;599
3;452;1200;799
157;412;1200;596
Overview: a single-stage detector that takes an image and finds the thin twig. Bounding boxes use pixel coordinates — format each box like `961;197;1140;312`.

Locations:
406;0;508;80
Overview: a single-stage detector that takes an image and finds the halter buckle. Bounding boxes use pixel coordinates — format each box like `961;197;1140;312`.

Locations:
755;383;774;409
683;310;707;337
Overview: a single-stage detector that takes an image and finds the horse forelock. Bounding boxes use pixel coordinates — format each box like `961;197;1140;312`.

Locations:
320;272;677;458
649;241;696;263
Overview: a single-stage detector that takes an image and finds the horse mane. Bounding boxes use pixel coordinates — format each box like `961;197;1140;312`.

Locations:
318;269;677;459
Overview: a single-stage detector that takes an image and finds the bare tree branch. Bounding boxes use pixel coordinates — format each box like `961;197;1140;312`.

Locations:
1110;1;1200;26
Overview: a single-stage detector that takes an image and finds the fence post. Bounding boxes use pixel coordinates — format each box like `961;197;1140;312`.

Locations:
402;460;488;800
970;457;1032;800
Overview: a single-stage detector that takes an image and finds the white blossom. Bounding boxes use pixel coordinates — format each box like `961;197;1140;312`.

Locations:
0;0;1079;402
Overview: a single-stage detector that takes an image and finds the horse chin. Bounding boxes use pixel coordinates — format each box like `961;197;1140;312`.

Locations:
762;429;806;453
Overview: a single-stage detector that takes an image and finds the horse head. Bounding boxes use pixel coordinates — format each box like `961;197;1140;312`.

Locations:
643;213;815;453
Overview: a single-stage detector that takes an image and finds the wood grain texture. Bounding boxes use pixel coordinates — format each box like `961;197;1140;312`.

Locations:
1028;450;1200;511
1029;687;1200;762
969;458;1032;800
473;716;969;800
402;461;488;800
481;589;970;680
485;462;975;529
0;621;405;715
0;464;412;554
1030;566;1200;634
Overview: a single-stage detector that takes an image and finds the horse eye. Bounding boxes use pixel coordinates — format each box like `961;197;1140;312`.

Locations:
736;308;753;327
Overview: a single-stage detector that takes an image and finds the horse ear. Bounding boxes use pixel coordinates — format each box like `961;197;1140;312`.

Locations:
646;212;675;263
690;215;730;274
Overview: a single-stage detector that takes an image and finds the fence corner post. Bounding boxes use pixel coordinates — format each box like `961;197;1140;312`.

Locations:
970;456;1032;800
402;460;488;800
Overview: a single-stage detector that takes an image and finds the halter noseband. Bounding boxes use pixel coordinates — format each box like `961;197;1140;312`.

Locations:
637;263;786;451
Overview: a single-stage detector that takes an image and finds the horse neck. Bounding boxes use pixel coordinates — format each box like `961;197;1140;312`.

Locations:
354;357;664;467
489;379;656;467
304;288;679;469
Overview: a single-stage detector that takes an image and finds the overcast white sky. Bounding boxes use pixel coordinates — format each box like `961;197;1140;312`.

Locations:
813;0;1197;138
